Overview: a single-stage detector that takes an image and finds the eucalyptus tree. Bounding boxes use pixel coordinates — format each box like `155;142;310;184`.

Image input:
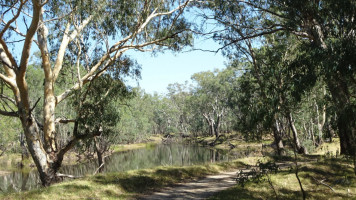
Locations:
167;82;192;135
116;88;158;141
71;72;135;172
0;0;193;186
226;33;316;154
200;0;356;156
190;68;233;139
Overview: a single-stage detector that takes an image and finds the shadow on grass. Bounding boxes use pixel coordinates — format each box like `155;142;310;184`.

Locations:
118;176;159;193
92;167;211;193
62;184;91;191
209;185;280;200
91;162;245;195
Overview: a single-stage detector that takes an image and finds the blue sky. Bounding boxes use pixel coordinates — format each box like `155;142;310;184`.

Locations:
5;8;227;95
3;3;227;95
127;38;228;94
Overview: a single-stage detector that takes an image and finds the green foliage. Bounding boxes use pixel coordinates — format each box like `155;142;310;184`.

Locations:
203;0;356;155
236;161;279;187
72;73;135;154
211;157;356;200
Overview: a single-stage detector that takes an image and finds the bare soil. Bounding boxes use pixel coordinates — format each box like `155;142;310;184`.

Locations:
139;170;238;200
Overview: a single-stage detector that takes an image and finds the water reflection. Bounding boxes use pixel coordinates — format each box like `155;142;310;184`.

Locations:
0;143;259;193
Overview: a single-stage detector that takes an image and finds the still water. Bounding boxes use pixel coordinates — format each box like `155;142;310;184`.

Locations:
0;143;258;193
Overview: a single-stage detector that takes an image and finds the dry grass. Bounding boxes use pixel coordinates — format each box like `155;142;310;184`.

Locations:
0;159;247;200
313;138;340;156
210;154;356;199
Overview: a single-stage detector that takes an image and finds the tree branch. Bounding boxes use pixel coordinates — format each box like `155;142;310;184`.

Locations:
0;94;17;105
52;15;94;82
29;97;41;113
56;1;191;104
18;0;41;78
311;176;335;192
0;38;18;70
55;118;76;124
0;0;27;37
0;108;18;117
0;72;16;88
56;127;101;167
215;28;286;53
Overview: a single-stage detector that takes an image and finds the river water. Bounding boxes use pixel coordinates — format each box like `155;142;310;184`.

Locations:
0;143;259;193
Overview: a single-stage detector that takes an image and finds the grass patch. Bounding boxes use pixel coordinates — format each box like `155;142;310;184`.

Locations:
0;153;23;171
0;158;246;200
209;156;356;200
313;138;340;156
110;136;161;153
192;133;273;152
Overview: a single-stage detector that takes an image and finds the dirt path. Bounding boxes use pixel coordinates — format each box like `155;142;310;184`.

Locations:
138;162;294;200
138;170;238;200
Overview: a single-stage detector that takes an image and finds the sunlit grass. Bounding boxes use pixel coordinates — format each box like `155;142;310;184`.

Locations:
0;153;22;171
2;137;353;199
313;138;340;156
194;132;273;154
210;155;356;200
0;159;246;199
3;179;129;200
110;135;161;153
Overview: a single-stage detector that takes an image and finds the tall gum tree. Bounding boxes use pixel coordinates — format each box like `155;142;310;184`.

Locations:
191;69;233;139
0;0;193;186
200;0;356;157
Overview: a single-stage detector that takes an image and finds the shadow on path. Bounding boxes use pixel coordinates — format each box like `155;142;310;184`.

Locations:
139;171;238;200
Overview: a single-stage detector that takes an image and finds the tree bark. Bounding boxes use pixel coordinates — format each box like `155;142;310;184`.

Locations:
315;90;326;145
213;114;221;138
273;119;284;155
308;16;356;156
19;114;59;186
327;79;355;155
94;137;105;173
287;113;308;154
20;131;29;168
203;113;214;137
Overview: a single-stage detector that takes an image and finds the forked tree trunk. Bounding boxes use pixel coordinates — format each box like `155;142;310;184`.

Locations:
213;116;220;138
94;137;105;173
287;113;308;154
203;113;222;139
203;114;215;137
315;94;326;145
20;131;29;168
273;119;284;155
19;114;60;186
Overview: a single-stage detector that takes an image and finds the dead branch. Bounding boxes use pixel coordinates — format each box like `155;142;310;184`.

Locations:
93;154;110;175
311;176;335;192
56;173;82;179
55;118;76;124
93;163;105;176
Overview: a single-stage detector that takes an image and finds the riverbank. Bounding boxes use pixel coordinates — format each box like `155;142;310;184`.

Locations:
2;136;353;199
187;133;274;156
208;138;356;200
0;157;256;199
1;151;354;199
0;135;163;175
209;157;355;199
